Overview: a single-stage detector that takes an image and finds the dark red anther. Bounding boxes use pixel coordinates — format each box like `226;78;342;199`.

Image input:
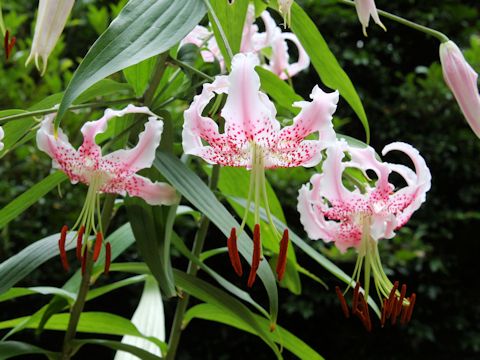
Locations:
104;242;112;275
381;299;387;327
247;224;261;288
227;228;243;277
276;229;289;281
387;281;399;307
76;226;85;261
395;284;407;317
406;293;416;323
93;232;103;262
335;286;350;318
58;225;69;271
400;300;410;325
7;36;15;58
4;30;15;60
81;246;87;276
359;293;372;332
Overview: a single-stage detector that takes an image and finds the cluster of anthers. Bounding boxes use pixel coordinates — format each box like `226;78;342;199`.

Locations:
336;281;416;331
298;140;431;329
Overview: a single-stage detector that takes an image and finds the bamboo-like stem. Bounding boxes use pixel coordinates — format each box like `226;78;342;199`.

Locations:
60;251;94;360
166;165;220;360
0;97;140;124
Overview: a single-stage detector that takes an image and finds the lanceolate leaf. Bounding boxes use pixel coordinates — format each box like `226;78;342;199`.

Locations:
173;270;281;358
184;303;325;360
73;339;163;360
0;341;58;360
286;2;370;142
153;152;279;325
55;0;206;126
125;197;176;297
0;172;67;230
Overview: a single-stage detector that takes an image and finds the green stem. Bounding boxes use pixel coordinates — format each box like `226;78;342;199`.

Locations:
167;56;214;81
0;97;140;124
166;164;220;360
143;53;169;106
337;0;449;42
60;251;94;360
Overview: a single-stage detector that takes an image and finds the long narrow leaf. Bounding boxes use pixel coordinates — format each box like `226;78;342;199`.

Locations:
55;0;206;125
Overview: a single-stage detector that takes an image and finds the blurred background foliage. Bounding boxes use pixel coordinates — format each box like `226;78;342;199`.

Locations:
1;0;479;359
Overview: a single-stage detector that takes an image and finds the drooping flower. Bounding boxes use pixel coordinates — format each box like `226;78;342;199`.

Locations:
440;40;480;138
259;11;309;80
354;0;386;37
183;53;338;285
278;0;294;28
37;105;177;272
298;140;431;328
26;0;75;75
180;7;309;80
0;125;4;151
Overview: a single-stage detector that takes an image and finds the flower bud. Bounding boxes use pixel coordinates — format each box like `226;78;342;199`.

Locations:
26;0;75;75
354;0;386;37
440;40;480;138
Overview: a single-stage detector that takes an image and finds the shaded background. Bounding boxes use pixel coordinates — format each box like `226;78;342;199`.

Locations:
1;0;480;359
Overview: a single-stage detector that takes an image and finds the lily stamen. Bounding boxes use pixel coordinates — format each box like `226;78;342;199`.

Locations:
227;228;243;276
58;225;69;272
247;224;261;288
276;229;289;281
104;243;112;275
76;225;85;261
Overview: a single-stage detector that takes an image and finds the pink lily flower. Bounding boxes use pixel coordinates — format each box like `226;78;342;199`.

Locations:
298;140;431;328
183;53;338;285
37;105;177;272
0;126;4;151
181;7;309;80
26;0;75;75
440;40;480;138
354;0;386;37
259;11;310;80
180;25;225;70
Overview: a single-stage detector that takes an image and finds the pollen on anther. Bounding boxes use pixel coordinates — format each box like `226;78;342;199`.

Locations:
335;286;350;318
276;229;289;281
227;228;243;277
93;232;103;262
59;225;69;272
104;242;112;275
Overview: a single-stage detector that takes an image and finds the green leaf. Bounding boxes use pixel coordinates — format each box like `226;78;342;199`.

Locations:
174;270;281;358
184;303;324;360
0;230;75;296
55;0;206;125
286;2;370;142
0;287;76;304
87;275;148;301
153;152;279;324
207;0;249;67
0;312;164;351
256;66;303;115
0;172;67;230
0;341;57;360
125;197;177;297
123;57;157;97
72;339;163;360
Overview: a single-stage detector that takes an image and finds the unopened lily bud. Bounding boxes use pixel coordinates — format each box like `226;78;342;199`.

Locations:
440;40;480;138
26;0;75;75
354;0;386;37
